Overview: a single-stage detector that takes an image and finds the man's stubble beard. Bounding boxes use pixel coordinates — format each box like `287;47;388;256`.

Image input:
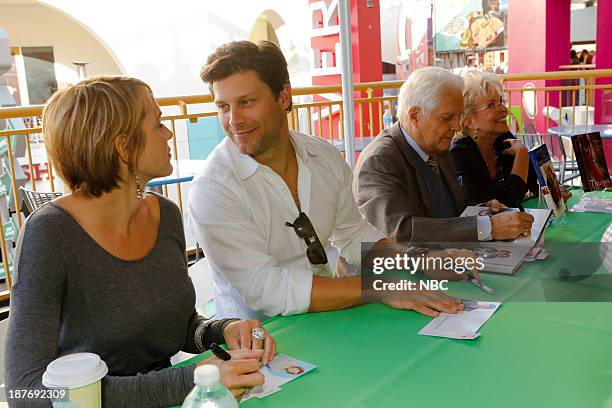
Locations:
249;110;287;158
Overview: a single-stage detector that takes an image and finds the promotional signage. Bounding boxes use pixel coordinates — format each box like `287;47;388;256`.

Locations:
434;0;507;52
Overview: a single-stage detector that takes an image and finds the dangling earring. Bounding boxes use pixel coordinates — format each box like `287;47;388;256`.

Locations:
473;128;480;141
135;173;144;200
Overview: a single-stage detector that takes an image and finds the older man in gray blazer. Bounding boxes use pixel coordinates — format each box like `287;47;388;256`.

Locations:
353;67;533;243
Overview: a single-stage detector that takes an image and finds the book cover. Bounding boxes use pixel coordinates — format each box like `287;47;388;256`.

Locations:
571;132;612;192
459;206;552;275
528;144;566;218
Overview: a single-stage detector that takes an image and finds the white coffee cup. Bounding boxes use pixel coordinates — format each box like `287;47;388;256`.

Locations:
42;352;108;408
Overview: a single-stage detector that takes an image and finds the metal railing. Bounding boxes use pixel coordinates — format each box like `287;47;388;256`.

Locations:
0;68;611;301
501;69;612;132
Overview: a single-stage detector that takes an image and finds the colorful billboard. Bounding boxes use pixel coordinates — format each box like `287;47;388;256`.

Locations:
434;0;507;52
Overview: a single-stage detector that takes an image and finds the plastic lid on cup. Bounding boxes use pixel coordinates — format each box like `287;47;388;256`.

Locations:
42;353;108;389
194;365;220;386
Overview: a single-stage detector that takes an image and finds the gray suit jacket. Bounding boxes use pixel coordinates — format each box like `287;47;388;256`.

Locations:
353;122;478;243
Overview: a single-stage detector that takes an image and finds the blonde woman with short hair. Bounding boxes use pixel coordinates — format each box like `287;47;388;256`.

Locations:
450;71;541;206
5;76;275;407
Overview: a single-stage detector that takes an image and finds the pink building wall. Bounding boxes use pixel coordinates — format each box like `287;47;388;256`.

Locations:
595;0;612;124
507;0;570;134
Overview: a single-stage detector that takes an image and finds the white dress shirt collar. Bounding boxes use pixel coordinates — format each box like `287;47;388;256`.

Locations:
231;132;318;182
399;123;429;162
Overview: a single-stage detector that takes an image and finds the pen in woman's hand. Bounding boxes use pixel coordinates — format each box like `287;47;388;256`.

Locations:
210;343;231;361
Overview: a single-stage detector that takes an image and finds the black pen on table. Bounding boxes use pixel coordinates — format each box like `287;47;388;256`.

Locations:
516;200;525;212
210;343;231;361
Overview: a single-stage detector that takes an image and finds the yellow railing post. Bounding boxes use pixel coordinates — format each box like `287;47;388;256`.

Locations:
307;106;313;135
358;103;364;138
367;88;374;137
169;119;183;214
339;104;344;141
327;104;333;138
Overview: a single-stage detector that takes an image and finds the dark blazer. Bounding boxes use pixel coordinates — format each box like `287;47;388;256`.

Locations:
353;122;477;243
450;132;539;207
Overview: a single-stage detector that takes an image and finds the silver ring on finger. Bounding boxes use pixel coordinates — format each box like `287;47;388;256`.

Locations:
251;327;265;340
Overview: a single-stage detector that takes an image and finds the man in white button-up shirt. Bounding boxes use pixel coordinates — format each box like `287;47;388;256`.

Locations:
188;41;467;321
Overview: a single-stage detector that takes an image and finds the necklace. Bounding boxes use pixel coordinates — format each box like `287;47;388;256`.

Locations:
473;135;498;178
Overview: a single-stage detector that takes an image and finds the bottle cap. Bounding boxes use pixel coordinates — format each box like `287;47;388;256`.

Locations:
194;364;220;386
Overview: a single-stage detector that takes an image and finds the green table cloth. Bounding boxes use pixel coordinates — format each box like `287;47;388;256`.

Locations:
172;192;612;407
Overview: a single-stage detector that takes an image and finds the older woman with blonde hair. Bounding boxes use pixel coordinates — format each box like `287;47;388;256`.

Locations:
450;71;540;206
5;76;275;407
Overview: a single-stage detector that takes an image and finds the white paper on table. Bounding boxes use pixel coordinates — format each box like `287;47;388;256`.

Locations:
571;197;612;213
241;354;317;402
418;301;501;340
241;386;282;402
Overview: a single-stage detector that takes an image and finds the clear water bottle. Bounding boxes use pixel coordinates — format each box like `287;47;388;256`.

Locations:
383;108;393;129
182;365;238;408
